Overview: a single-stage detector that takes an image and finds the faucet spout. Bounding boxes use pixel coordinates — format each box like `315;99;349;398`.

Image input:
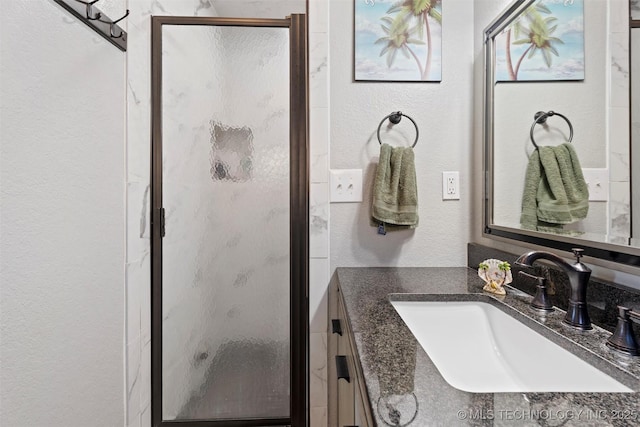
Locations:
515;249;592;330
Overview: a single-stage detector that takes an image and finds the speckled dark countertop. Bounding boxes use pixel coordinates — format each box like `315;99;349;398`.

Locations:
335;267;640;426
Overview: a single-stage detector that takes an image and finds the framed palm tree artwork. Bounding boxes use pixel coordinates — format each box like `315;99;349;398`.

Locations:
495;0;584;82
354;0;442;82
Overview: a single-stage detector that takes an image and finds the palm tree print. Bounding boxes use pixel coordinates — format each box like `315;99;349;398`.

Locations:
375;16;426;76
376;0;442;80
504;2;565;81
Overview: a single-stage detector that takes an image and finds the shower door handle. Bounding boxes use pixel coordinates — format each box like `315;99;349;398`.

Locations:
160;207;166;237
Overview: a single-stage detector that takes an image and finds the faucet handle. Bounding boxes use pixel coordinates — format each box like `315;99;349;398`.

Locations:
570;247;592;274
572;248;585;263
519;271;553;312
606;306;640;356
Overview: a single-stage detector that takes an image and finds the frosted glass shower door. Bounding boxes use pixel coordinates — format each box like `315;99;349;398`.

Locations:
160;23;291;422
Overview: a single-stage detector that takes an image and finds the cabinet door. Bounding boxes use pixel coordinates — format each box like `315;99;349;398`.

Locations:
331;285;373;427
337;301;355;426
328;285;339;426
354;383;365;427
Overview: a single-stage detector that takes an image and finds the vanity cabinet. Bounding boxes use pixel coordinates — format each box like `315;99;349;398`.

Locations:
328;280;374;427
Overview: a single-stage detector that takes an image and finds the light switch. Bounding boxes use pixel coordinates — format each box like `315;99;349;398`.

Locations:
330;169;363;203
582;168;609;202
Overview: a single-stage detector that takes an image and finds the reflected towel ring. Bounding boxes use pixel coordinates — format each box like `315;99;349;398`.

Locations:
377;111;419;148
530;110;573;149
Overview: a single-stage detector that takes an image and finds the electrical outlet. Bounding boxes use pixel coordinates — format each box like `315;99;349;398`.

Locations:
442;171;460;200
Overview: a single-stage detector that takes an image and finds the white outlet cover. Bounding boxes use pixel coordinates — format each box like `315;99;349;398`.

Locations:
442;171;460;200
582;168;608;202
330;169;363;203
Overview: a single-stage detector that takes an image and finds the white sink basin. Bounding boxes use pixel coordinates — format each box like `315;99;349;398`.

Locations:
391;300;633;393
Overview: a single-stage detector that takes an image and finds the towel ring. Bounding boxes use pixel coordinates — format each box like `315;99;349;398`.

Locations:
530;110;573;149
377;111;419;148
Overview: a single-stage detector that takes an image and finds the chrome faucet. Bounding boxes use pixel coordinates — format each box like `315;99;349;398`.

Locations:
515;248;592;330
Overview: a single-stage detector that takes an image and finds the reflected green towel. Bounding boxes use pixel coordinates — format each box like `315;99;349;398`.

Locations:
521;143;589;231
372;143;418;229
520;149;542;230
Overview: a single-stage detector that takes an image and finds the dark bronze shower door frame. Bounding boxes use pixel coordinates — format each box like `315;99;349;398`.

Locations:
150;15;309;427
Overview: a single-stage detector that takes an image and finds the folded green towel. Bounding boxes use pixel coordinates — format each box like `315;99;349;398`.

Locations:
520;149;542;230
372;143;419;231
521;143;589;231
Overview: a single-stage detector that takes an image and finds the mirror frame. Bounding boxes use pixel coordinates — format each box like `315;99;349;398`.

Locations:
482;0;640;268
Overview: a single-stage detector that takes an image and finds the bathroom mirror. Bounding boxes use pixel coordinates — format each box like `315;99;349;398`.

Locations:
483;0;640;267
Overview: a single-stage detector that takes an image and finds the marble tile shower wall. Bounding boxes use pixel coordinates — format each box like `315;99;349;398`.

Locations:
308;1;330;426
125;0;331;426
608;0;631;241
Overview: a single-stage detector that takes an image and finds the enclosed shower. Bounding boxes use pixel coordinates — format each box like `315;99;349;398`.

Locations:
150;15;308;427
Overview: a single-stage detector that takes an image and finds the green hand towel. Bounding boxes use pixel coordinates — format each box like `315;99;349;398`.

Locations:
521;143;589;231
372;143;419;230
520;149;542;230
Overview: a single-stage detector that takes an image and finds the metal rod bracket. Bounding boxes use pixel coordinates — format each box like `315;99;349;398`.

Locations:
53;0;128;51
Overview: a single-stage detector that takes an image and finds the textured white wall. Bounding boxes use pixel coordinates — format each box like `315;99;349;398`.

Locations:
0;1;126;426
329;0;474;270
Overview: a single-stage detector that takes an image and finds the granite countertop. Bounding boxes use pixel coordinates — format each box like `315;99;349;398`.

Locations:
335;267;640;426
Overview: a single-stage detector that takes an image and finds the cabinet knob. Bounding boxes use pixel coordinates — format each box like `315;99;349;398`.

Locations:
332;319;343;336
335;355;350;383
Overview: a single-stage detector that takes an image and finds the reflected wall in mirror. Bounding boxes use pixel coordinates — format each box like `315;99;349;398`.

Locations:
484;0;640;266
633;18;640;247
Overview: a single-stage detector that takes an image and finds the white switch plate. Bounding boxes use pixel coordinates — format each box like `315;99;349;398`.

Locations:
582;168;608;202
330;169;363;203
442;171;460;200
